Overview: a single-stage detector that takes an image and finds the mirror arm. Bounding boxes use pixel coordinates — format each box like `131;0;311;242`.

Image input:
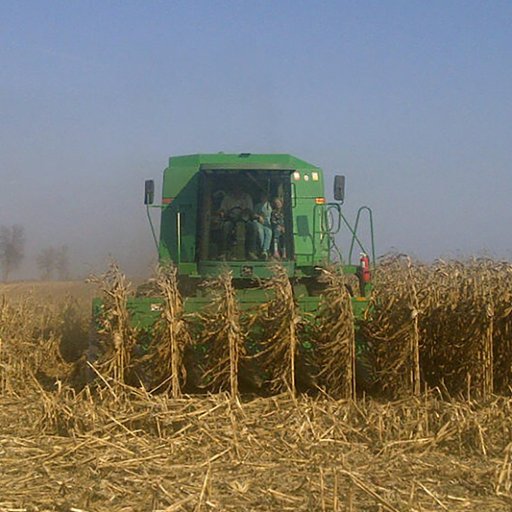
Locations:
146;205;159;253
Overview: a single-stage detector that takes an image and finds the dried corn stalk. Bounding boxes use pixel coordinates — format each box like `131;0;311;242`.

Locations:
151;264;191;397
197;271;244;397
491;261;512;394
315;267;356;399
360;255;422;397
254;264;301;394
420;259;495;399
88;262;136;384
361;256;502;399
0;296;73;395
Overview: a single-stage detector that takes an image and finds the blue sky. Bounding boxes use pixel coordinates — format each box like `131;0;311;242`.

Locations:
1;1;511;277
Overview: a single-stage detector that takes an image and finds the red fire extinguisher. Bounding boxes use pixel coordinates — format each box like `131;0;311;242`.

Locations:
357;253;371;296
360;253;371;283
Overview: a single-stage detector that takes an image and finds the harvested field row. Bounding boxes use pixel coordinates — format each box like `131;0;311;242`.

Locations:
2;389;512;511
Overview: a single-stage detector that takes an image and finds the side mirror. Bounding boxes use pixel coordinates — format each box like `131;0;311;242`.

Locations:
144;180;155;205
334;175;345;202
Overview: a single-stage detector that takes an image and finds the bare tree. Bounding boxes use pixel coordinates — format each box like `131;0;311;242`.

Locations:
0;225;25;282
36;245;70;281
36;246;57;280
56;245;70;280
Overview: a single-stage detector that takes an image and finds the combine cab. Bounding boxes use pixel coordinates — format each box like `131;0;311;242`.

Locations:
92;153;375;390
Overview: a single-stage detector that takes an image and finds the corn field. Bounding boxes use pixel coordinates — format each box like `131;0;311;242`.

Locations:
361;255;512;400
1;257;512;511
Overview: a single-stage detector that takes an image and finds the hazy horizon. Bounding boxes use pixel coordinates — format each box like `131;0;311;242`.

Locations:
2;1;511;280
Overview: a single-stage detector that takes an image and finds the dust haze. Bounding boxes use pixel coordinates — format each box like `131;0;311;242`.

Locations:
2;2;512;280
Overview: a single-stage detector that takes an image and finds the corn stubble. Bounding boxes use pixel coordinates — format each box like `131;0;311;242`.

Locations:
2;385;512;510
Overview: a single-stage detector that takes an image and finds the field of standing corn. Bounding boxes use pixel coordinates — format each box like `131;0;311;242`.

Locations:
1;257;512;511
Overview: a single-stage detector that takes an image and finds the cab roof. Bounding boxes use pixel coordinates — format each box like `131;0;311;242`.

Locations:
168;153;320;171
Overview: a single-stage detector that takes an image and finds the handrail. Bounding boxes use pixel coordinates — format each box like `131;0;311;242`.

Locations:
328;233;344;262
291;182;297;208
312;202;342;262
340;213;368;264
176;210;182;265
324;204;343;262
347;206;375;265
322;203;342;235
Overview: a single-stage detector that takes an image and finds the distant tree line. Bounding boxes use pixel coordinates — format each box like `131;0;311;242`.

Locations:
36;245;70;280
0;224;71;282
0;224;25;282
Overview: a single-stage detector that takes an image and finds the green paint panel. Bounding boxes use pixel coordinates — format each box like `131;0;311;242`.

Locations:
108;292;369;333
197;260;295;279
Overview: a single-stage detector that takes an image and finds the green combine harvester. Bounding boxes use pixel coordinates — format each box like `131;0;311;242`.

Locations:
92;153;376;390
